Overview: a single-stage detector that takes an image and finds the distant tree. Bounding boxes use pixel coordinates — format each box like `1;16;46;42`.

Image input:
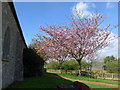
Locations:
84;52;100;72
34;36;68;72
62;60;79;71
103;56;118;73
106;60;118;73
29;41;38;49
46;61;60;70
29;40;48;61
104;55;116;64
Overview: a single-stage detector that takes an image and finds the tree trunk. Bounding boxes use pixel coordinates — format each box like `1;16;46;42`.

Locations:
89;64;92;72
77;59;82;76
59;62;63;73
89;62;92;72
65;70;67;74
60;67;62;73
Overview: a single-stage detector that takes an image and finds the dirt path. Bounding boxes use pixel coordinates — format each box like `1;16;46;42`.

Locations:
45;74;119;88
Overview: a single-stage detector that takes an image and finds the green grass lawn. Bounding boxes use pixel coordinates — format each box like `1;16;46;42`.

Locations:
49;72;118;85
11;73;118;89
12;75;72;88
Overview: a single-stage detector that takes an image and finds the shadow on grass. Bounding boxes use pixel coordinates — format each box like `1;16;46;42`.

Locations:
4;72;118;90
45;72;67;78
45;72;119;90
4;72;73;89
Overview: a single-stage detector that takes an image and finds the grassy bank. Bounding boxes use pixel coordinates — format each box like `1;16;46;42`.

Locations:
49;72;118;85
10;73;118;89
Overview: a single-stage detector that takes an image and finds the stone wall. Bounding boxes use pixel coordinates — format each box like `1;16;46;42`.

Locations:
1;2;27;88
0;1;2;90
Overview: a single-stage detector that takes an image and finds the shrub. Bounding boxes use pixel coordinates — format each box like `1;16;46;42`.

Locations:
76;71;94;78
23;48;44;77
46;61;60;70
81;61;90;71
106;60;118;73
62;60;79;70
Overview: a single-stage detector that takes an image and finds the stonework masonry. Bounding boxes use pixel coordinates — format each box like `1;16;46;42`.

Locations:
0;1;2;90
1;2;27;89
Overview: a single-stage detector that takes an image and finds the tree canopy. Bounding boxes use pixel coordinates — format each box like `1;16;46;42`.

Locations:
34;10;115;75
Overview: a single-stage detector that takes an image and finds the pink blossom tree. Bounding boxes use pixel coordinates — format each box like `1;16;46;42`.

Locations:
34;36;68;72
35;12;114;75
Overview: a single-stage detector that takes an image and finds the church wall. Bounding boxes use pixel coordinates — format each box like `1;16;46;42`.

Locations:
0;1;2;90
2;2;26;88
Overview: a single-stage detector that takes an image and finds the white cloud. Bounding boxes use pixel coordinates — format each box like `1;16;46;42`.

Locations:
118;37;120;58
98;33;118;59
72;2;96;18
106;2;114;8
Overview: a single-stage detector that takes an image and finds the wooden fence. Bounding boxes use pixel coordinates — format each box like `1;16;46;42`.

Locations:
47;69;119;81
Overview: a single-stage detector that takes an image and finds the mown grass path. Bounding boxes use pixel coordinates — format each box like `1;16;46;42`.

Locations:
45;73;119;88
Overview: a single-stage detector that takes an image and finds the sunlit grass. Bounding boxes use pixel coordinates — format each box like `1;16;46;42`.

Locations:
11;73;118;89
50;72;118;85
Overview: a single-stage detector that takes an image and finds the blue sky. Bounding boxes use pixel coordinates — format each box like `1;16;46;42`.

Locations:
13;2;77;45
13;2;118;58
